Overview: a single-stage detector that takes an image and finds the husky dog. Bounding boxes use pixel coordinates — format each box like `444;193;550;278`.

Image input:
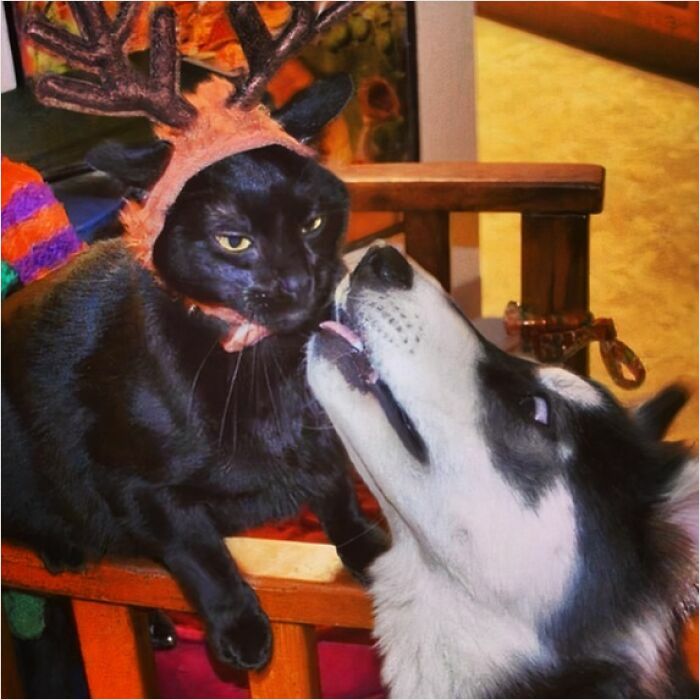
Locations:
307;245;698;698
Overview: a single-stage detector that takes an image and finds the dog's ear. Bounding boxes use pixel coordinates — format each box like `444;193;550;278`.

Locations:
653;458;698;553
635;384;689;441
86;140;173;192
273;74;353;143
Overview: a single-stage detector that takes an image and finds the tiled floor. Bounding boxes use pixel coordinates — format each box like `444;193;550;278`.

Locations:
474;17;698;443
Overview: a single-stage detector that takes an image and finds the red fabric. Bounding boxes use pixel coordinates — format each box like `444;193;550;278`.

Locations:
155;624;385;699
244;473;383;543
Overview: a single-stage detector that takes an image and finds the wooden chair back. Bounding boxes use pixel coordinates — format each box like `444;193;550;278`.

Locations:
338;162;604;373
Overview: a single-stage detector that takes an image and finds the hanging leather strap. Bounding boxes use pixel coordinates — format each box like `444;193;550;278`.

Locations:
504;302;646;389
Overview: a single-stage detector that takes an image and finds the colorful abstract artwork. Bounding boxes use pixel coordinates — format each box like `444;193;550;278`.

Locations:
13;1;418;165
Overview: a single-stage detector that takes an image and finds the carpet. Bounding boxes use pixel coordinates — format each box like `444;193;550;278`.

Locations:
474;17;698;443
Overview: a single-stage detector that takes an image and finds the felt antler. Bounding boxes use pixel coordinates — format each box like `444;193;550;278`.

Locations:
228;2;355;109
24;1;356;352
24;2;196;127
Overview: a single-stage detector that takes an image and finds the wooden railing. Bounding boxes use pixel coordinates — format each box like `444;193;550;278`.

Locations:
2;162;605;698
2;539;372;698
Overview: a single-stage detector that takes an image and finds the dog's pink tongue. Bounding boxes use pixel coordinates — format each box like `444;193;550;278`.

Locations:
320;321;364;351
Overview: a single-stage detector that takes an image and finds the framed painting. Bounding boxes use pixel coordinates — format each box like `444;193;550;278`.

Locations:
10;1;419;165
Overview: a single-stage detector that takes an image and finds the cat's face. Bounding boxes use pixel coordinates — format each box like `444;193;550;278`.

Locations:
153;147;347;332
87;75;353;333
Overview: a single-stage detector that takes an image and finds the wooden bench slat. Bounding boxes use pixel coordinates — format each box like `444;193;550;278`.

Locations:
1;609;23;699
1;539;374;630
249;623;321;699
72;601;157;699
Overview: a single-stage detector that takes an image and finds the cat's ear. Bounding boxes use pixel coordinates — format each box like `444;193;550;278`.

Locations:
86;140;173;191
274;74;353;142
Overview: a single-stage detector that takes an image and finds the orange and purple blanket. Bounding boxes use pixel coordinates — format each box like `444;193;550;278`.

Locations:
1;157;85;298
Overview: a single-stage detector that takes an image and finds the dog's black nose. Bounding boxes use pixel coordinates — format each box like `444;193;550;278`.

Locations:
352;245;413;290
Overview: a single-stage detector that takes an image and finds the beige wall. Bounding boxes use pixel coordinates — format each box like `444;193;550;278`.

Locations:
415;2;480;316
2;6;17;93
415;1;477;162
476;16;698;440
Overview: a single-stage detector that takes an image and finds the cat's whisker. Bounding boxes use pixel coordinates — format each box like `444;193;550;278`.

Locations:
248;344;259;404
270;345;293;388
230;381;240;457
188;338;219;423
333;517;386;549
218;349;244;448
262;351;283;439
300;423;335;431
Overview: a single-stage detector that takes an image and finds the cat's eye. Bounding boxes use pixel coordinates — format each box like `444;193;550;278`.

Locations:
300;215;325;236
519;395;550;426
215;234;252;253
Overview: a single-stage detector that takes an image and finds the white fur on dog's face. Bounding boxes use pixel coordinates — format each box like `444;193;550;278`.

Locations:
308;252;577;626
308;246;698;698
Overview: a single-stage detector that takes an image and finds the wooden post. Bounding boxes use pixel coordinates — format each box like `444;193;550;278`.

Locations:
404;211;451;290
248;622;321;699
521;213;590;375
2;607;24;699
72;600;157;699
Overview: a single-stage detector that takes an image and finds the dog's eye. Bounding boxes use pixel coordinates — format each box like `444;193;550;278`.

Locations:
215;234;252;253
301;215;325;235
520;395;550;426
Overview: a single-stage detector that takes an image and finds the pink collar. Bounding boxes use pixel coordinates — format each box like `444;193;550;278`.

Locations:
185;297;271;353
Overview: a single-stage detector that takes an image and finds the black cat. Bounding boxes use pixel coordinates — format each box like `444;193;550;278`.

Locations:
2;76;386;670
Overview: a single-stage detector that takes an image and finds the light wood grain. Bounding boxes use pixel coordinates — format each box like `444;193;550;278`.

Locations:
249;623;321;699
72;601;157;699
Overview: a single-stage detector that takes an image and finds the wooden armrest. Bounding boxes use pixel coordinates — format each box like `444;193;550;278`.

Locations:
335;162;605;214
1;538;372;629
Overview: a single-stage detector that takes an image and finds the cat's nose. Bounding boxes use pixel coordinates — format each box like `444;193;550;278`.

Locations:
352;245;413;290
279;274;312;300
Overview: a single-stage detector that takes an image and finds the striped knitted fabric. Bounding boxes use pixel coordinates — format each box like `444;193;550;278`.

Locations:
1;157;85;298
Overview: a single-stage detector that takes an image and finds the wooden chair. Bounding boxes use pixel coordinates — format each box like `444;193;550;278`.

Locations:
1;161;605;699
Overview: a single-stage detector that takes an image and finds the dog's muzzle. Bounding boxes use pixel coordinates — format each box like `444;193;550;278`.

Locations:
314;246;428;464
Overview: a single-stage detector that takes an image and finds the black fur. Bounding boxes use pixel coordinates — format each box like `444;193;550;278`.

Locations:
2;78;386;671
636;384;691;442
475;328;698;698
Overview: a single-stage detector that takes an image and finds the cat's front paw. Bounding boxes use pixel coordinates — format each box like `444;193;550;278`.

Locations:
40;543;86;574
209;606;272;670
337;525;389;585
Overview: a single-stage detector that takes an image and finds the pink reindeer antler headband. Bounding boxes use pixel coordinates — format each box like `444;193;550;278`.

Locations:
24;1;354;350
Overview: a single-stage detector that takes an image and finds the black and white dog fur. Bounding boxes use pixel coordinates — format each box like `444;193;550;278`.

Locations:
307;245;698;698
